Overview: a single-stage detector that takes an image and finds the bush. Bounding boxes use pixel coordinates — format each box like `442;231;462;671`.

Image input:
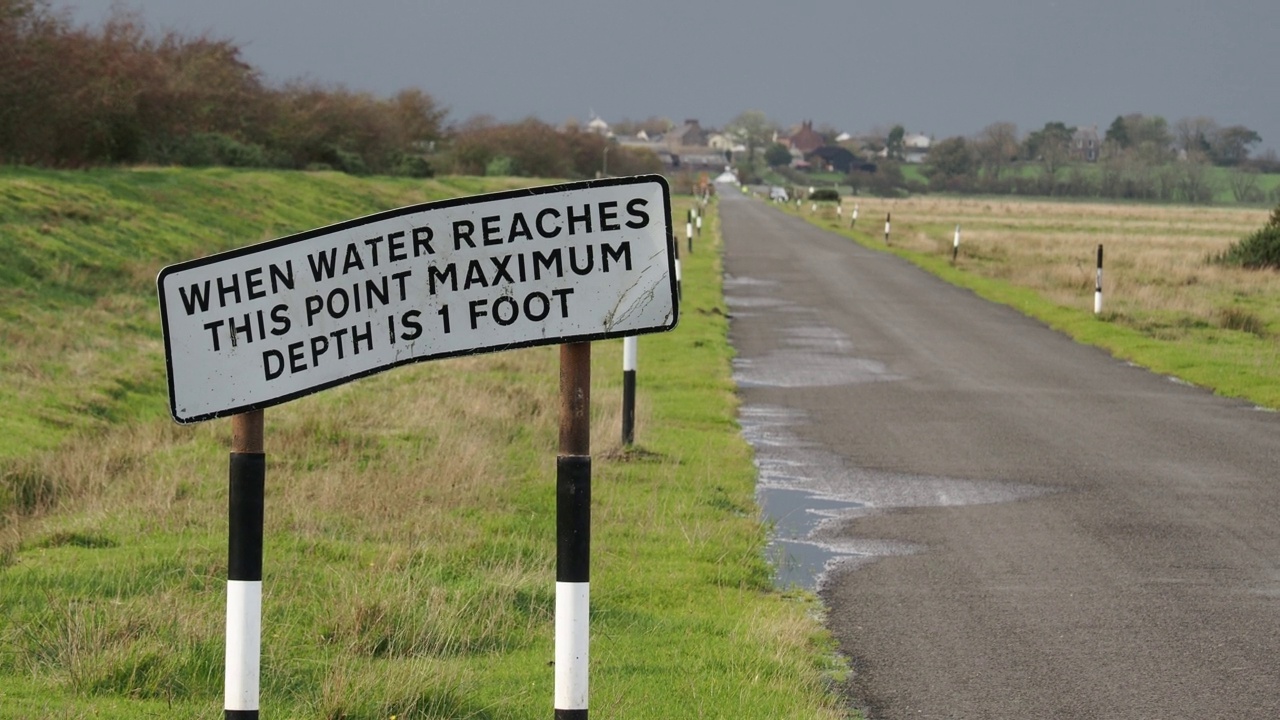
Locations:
485;155;516;176
392;154;434;178
808;188;839;202
331;148;368;175
1214;224;1280;270
151;133;274;168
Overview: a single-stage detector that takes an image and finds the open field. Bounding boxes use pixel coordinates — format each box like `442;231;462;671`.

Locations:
786;194;1280;408
0;168;851;718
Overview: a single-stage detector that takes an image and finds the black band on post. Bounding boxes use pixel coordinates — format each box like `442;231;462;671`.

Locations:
622;371;636;446
228;452;265;582
556;455;591;584
555;710;588;720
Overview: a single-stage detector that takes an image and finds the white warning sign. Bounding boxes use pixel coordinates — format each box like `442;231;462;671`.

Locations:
158;175;677;423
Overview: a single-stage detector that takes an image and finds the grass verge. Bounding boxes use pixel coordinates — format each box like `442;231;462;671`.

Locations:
0;168;851;718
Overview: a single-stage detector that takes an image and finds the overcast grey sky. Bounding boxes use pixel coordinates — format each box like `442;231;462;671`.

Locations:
65;1;1278;151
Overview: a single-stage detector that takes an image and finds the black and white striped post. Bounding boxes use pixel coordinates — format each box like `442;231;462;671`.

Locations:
952;224;961;263
836;203;843;220
695;206;702;237
850;202;859;228
884;212;892;244
226;410;264;720
556;342;592;719
621;336;637;446
685;212;693;254
1094;244;1104;315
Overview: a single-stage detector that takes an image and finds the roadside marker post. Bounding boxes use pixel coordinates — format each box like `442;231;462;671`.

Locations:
885;213;892;244
953;224;961;263
156;176;679;719
1094;244;1104;315
621;336;637;445
226;410;264;720
556;342;591;718
851;202;859;228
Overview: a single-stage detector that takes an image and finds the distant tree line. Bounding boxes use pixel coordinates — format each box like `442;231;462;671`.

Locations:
739;108;1274;204
448;115;661;179
0;0;660;179
921;116;1275;204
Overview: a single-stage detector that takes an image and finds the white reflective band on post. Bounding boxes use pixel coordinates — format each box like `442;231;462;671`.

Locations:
555;581;590;709
623;336;638;372
675;259;682;282
225;580;262;710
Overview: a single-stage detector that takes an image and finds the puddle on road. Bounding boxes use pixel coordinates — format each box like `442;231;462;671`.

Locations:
729;274;1050;591
758;486;870;589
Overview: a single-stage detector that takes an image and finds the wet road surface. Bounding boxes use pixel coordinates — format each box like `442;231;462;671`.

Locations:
720;188;1280;719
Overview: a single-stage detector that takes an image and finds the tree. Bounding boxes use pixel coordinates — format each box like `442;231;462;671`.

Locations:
1173;116;1217;156
609;116;673;137
1104;116;1130;150
886;125;905;161
764;142;792;168
1122;113;1172;162
725;109;776;160
974;122;1019;180
924;136;973;179
1228;166;1264;203
1023;122;1074;179
1173;151;1216;203
808;145;857;173
1211;125;1261;166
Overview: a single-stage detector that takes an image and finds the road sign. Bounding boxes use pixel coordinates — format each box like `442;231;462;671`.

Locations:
158;175;678;423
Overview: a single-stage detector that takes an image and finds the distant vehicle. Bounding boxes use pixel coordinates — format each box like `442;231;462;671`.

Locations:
769;186;788;202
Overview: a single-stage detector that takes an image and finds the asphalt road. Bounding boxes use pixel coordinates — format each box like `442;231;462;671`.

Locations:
719;188;1280;719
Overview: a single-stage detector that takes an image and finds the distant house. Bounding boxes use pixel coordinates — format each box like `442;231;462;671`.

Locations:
903;133;931;164
585;114;611;136
874;132;931;163
706;133;745;152
1072;125;1100;162
666;119;709;149
783;120;825;155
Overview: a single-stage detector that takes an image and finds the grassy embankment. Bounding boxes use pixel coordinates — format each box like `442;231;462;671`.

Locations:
0;167;851;718
777;193;1280;408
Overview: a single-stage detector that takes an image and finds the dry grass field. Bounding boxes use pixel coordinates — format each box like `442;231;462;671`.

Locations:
799;195;1280;406
847;196;1270;314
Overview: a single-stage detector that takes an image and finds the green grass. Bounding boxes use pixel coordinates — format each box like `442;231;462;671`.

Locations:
0;167;541;461
0;168;852;718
